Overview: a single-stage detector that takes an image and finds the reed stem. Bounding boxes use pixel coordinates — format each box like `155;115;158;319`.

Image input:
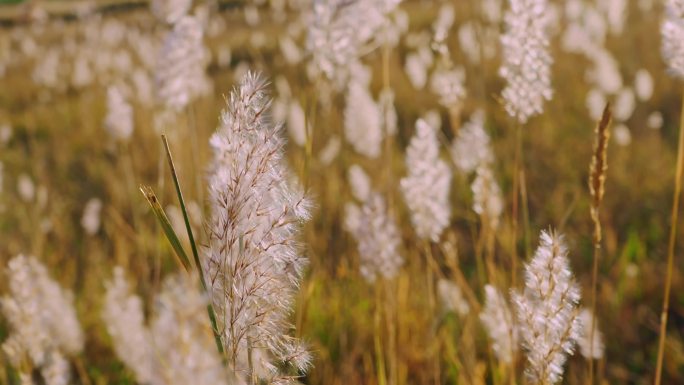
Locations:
654;91;684;385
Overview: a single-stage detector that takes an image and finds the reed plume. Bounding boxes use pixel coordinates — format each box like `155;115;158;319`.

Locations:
203;72;312;383
1;255;84;385
400;118;452;242
587;103;611;384
655;3;684;383
499;0;553;124
103;268;233;385
513;231;581;385
480;284;518;364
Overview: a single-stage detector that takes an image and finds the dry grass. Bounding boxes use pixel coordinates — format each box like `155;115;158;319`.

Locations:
1;1;683;385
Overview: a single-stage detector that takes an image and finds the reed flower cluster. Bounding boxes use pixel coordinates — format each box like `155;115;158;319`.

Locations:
662;0;684;79
156;16;210;111
480;284;518;364
499;0;553;123
1;255;84;385
400;118;452;241
513;231;581;384
103;268;231;385
204;72;312;382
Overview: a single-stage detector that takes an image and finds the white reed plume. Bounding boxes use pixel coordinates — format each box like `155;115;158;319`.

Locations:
348;164;372;202
287;100;307;147
499;0;553;124
400;118;452;242
104;85;133;141
662;0;684;79
156;15;210;112
102;267;156;384
347;193;404;283
578;308;604;360
204;72;312;382
344;79;383;158
430;67;466;109
150;0;192;24
1;255;84;384
307;0;402;85
512;230;582;384
472;165;504;230
81;197;102;236
379;88;398;136
480;284;518;364
450;110;493;174
150;274;231;385
437;279;469;317
103;268;234;385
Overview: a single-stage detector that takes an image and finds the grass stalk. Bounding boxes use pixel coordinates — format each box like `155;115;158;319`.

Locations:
654;92;684;385
374;283;388;385
160;134;224;356
510;120;523;287
588;104;611;385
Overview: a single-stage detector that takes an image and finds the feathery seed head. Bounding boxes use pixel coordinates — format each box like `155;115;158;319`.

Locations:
156;15;210;111
150;0;192;24
205;71;312;381
662;0;684;79
472;165;504;230
348;164;371;202
499;0;553;123
350;193;404;283
400;119;452;242
578;308;605;360
451;110;493;174
437;279;469;317
513;230;582;384
480;284;519;364
1;255;83;382
344;79;383;158
104;85;133;141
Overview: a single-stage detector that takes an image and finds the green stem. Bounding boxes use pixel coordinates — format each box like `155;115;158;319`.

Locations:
161;134;224;356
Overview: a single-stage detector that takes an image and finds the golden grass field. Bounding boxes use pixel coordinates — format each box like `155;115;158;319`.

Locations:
1;0;683;384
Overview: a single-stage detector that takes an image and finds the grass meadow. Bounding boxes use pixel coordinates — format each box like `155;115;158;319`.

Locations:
0;0;683;384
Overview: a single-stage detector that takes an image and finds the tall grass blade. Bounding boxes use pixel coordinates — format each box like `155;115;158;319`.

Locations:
140;185;192;272
159;134;225;356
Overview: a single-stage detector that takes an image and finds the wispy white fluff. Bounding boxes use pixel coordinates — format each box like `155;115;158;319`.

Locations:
318;135;341;166
156;16;210;111
348;164;371;202
17;173;35;202
103;268;233;385
379;88;398;136
150;0;192;24
472;165;504;230
450;110;493;174
1;255;83;383
81;197;102;236
400;119;452;242
499;0;553;123
512;231;582;384
663;0;684;79
437;279;469;317
151;275;230;385
307;0;402;85
634;69;654;101
578;308;605;360
430;67;466;108
104;85;133;141
480;284;518;364
205;72;312;382
347;193;404;283
102;267;156;384
344;80;383;158
287;100;307;147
